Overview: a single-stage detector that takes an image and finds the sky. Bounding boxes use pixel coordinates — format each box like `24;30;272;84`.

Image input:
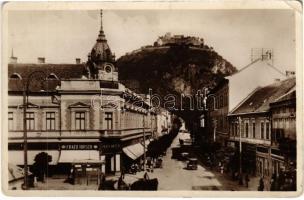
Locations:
8;9;295;71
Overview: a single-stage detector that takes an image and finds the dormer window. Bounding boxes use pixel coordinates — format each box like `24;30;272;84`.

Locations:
10;73;22;80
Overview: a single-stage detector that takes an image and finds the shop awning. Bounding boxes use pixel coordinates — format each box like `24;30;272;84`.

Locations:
59;150;100;163
9;150;60;165
8;163;32;182
123;143;145;160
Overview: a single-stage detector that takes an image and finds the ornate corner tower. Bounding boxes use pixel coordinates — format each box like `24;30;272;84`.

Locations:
87;10;118;81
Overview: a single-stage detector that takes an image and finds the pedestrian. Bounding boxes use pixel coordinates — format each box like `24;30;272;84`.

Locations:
245;174;250;188
144;172;149;180
220;165;224;174
258;177;264;191
121;166;125;179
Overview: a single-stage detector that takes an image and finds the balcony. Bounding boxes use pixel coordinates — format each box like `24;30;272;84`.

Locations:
229;136;271;146
8;127;152;141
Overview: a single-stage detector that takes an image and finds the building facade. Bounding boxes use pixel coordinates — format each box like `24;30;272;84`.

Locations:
228;78;296;190
7;11;160;176
207;56;288;149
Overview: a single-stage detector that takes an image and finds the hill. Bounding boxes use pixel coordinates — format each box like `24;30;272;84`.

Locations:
117;45;237;96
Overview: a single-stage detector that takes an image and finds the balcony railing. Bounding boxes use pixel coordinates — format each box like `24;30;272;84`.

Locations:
229;136;271;146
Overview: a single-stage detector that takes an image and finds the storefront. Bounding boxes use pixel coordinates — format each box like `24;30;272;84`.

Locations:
100;139;122;175
58;142;101;175
71;159;104;186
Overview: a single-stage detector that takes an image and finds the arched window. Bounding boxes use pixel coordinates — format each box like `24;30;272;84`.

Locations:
47;73;59;80
10;73;22;80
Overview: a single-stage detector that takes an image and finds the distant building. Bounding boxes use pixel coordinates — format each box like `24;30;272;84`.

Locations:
154;32;204;47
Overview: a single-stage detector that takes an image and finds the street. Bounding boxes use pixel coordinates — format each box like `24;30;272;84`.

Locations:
122;132;258;191
33;131;258;191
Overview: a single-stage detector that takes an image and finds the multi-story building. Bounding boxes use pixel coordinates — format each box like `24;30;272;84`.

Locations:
207;56;288;147
228;77;295;190
7;11;158;176
269;87;296;190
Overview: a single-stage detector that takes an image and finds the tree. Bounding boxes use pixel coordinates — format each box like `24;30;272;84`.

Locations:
31;152;52;182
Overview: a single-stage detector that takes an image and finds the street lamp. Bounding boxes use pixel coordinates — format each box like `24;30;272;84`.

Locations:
142;110;146;171
22;71;47;190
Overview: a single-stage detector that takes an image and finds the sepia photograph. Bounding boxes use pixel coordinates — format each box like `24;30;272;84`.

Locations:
1;1;303;197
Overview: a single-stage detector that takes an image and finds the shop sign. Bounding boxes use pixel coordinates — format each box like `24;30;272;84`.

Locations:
61;143;99;150
101;143;121;152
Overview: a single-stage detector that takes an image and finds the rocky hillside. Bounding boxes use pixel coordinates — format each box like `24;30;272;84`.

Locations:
117;45;237;96
117;42;237;131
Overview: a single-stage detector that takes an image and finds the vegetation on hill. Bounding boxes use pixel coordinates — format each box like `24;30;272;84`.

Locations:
117;45;236;96
117;43;237;131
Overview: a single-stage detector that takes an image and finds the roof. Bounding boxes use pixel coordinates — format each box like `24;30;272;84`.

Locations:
270;87;296;107
8;63;87;92
89;10;114;64
230;77;295;115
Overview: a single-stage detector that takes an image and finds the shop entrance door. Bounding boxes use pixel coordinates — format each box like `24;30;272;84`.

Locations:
105;155;114;174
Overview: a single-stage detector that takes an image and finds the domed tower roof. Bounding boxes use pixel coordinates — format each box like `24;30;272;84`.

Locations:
90;10;115;64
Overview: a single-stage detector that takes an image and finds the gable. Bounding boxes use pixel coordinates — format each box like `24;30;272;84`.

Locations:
68;102;91;108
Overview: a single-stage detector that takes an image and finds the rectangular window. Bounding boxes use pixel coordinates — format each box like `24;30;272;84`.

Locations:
46;112;56;130
245;122;249;138
220;95;223;108
252;122;256;138
75;112;86;130
285;119;290;129
8;112;14;130
266;121;270;140
26;112;35;130
105;112;113;130
241;122;245;137
261;122;264;139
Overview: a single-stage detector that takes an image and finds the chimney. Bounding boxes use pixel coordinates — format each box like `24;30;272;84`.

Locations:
37;57;45;64
274;78;280;82
286;70;295;77
10;56;17;64
75;58;81;64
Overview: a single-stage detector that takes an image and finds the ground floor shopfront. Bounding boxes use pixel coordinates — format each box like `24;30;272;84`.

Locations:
227;140;256;176
8;135;152;183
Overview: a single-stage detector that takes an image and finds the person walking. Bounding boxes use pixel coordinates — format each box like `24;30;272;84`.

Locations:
258;177;264;191
245;174;250;188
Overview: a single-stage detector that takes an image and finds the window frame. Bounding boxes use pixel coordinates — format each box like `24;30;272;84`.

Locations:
105;112;113;130
75;111;86;130
46;112;56;130
26;112;35;130
261;121;264;139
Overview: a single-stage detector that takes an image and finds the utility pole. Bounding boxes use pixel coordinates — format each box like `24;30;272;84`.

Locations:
238;116;243;185
21;70;47;190
22;88;28;190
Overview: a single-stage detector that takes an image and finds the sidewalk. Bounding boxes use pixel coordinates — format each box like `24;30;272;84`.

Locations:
195;151;259;191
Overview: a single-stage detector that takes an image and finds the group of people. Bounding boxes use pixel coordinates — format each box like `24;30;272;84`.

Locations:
129;157;161;174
